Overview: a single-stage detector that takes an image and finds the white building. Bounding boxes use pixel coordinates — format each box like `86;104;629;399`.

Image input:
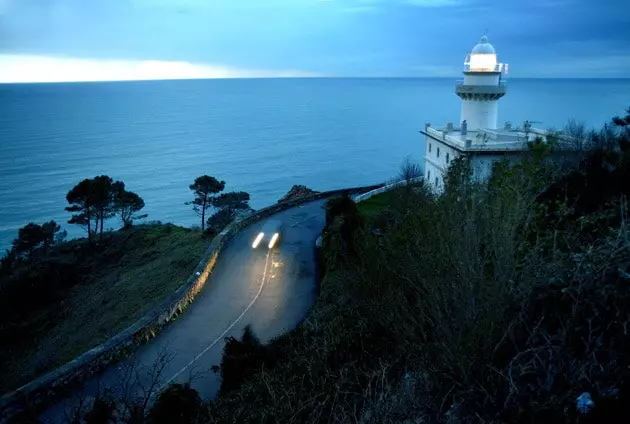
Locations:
421;34;553;192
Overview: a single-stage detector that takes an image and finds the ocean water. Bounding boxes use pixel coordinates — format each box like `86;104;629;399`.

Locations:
1;77;630;252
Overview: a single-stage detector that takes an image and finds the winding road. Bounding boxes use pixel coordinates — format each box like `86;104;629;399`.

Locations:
40;199;329;422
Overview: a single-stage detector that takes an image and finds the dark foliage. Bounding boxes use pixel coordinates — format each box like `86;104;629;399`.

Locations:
65;176;117;243
113;182;147;228
66;178;97;243
215;325;275;396
83;396;117;424
11;221;63;257
485;268;630;423
148;383;206;424
205;191;251;235
323;193;363;258
536;111;630;242
211;191;250;213
205;208;233;235
187;175;226;233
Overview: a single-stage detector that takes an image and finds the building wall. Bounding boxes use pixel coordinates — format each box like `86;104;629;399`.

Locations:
425;134;529;193
463;73;500;85
468;153;520;181
424;136;462;192
461;99;499;130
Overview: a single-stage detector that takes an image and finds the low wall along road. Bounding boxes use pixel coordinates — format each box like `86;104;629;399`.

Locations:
0;183;383;418
352;177;424;203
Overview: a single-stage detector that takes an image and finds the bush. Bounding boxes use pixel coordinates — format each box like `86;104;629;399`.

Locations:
83;396;117;424
205;208;234;235
148;383;206;424
323;193;363;259
214;325;275;396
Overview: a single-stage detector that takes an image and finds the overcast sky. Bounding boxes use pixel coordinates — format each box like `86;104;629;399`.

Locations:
0;0;628;82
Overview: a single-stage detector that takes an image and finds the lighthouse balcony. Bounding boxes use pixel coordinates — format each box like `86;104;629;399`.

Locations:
455;83;507;100
421;124;550;153
463;61;505;73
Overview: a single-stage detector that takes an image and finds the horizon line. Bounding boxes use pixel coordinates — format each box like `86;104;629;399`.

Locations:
2;76;629;85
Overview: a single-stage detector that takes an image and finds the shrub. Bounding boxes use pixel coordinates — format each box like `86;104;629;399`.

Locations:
148;383;205;424
83;396;117;424
215;325;274;396
323;193;363;258
206;208;234;235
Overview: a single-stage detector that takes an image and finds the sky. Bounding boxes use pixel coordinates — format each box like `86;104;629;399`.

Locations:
0;0;628;82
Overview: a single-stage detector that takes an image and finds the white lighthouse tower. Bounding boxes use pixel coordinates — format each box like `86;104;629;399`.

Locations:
421;33;557;192
456;34;507;131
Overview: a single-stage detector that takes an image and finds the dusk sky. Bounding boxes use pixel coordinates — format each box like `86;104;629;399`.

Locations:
0;0;628;82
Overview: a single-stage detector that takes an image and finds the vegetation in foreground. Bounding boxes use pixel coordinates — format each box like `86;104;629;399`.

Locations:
200;109;630;423
0;223;209;395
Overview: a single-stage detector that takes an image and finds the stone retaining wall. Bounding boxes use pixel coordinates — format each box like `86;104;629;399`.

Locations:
0;183;383;419
352;177;424;203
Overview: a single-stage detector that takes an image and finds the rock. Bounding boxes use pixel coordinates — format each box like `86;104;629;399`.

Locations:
277;185;319;203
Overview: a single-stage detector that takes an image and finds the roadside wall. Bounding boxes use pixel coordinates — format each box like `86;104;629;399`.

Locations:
0;183;383;418
352;177;424;203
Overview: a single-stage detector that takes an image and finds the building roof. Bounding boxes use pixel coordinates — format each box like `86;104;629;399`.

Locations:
422;123;579;154
471;35;496;55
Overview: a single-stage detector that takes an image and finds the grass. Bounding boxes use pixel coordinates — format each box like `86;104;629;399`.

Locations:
357;190;397;214
357;182;422;215
0;224;209;395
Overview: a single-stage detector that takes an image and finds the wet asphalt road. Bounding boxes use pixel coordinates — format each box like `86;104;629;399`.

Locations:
40;199;328;423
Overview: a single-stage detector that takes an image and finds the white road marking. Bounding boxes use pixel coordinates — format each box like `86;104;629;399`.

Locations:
156;250;272;392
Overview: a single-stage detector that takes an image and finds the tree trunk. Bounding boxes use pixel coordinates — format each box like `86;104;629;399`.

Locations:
100;209;104;242
87;207;92;243
201;197;206;233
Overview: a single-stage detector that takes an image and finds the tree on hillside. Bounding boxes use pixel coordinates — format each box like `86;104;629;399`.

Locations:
12;223;44;258
212;191;250;217
66;175;119;243
187;175;225;233
91;175;117;240
206;191;251;233
113;182;147;229
66;178;97;243
11;221;64;257
41;221;65;253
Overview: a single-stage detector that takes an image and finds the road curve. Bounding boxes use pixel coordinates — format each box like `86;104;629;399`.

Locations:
40;199;329;422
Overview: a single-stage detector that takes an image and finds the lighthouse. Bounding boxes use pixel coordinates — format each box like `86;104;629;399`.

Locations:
421;33;558;192
455;34;507;131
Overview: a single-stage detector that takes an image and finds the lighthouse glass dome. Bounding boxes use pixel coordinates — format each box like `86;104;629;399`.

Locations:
465;35;499;72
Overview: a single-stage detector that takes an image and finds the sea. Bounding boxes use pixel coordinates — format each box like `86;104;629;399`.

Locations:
1;77;630;252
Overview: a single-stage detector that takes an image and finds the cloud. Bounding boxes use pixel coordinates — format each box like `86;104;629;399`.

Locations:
0;55;322;83
1;0;628;79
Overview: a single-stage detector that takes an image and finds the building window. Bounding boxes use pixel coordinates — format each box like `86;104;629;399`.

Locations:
435;177;438;187
427;170;431;180
437;148;440;158
429;143;432;153
446;153;450;163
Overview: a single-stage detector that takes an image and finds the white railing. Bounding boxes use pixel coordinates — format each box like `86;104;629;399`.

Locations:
455;79;507;86
353;177;424;203
463;62;505;73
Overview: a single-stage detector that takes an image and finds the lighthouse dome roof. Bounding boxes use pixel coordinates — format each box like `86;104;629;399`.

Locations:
471;35;495;54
